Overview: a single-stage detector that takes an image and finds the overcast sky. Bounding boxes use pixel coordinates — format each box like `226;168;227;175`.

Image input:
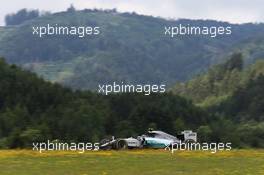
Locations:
0;0;263;26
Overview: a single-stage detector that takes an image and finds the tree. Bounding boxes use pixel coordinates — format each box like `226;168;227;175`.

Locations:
224;53;243;71
20;128;42;147
173;118;185;132
67;4;76;12
197;125;212;142
5;9;39;26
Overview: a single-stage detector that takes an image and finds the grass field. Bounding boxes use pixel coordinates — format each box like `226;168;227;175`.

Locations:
0;149;264;175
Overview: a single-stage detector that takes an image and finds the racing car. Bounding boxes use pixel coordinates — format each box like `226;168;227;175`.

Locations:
99;129;197;150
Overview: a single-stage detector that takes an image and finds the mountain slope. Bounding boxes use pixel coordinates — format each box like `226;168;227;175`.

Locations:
0;57;264;148
0;10;264;89
171;56;264;147
218;74;264;122
0;58;208;148
171;54;264;107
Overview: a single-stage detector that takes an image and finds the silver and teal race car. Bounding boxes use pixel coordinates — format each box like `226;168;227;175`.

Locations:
99;130;197;150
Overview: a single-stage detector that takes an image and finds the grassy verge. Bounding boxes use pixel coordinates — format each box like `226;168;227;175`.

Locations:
0;149;263;175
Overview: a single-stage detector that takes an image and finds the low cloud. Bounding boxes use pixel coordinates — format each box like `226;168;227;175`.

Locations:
0;0;263;26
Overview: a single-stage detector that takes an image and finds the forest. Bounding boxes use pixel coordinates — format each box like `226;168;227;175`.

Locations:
0;54;264;148
0;8;264;149
1;9;264;90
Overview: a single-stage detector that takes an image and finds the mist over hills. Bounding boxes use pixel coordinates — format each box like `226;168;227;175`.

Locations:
0;9;264;89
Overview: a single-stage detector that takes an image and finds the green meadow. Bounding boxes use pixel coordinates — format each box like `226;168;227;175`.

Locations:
0;150;263;175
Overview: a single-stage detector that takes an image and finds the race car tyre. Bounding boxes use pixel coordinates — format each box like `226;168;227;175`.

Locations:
115;139;128;150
